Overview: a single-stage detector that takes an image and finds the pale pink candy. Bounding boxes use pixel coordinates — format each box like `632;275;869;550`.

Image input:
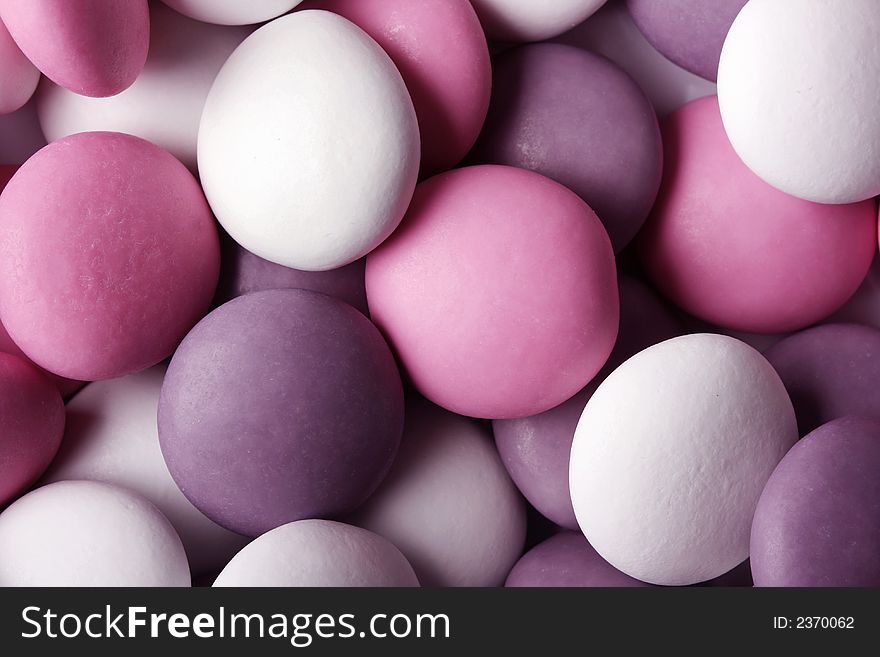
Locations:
366;165;618;420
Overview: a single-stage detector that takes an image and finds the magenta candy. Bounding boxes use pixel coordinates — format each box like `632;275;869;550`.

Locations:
366;165;618;420
751;417;880;587
470;43;662;252
0;353;64;506
0;0;149;97
0;164;83;398
626;0;747;81
158;289;404;537
765;324;880;435
506;531;650;587
640;96;876;334
305;0;490;177
493;276;682;528
215;233;368;315
0;132;220;381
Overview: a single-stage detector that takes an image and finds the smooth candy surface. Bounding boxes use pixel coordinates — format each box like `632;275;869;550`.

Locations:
0;17;38;114
765;324;880;435
308;0;490;177
640;96;876;334
41;366;249;576
366;165;618;419
0;353;64;506
505;531;650;587
626;0;747;81
214;520;418;587
493;276;682;529
0;165;82;398
751;417;880;587
472;44;662;252
214;232;368;315
0;480;190;586
0;319;83;398
352;397;526;587
570;334;798;585
718;0;880;203
471;0;607;42
0;131;220;381
556;1;716;119
0;98;46;163
159;289;404;537
37;2;249;170
198;10;420;271
161;0;303;26
0;0;149;97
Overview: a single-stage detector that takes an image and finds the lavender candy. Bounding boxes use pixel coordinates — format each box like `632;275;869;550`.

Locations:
493;276;682;528
765;323;880;435
214;231;368;315
506;531;650;587
626;0;747;81
158;288;404;537
469;43;662;252
751;416;880;587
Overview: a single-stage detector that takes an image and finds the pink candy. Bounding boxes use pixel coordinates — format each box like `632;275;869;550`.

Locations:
640;96;877;334
366;165;619;419
0;132;219;381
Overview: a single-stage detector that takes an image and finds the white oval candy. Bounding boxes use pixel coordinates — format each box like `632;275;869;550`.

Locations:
40;365;248;576
718;0;880;204
0;18;39;114
0;480;190;586
351;397;526;587
214;520;419;587
471;0;607;42
198;10;420;271
36;3;248;171
161;0;302;26
569;334;797;586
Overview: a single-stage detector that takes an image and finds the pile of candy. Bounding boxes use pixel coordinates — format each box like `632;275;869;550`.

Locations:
0;0;878;588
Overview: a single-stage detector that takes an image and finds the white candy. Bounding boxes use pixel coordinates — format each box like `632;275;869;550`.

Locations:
352;398;526;587
36;3;248;171
718;0;880;204
471;0;607;42
0;18;39;114
213;520;419;587
40;365;248;576
0;480;190;586
160;0;303;26
198;10;420;271
569;334;797;586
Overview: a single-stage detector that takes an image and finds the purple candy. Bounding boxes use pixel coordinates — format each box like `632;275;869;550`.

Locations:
470;43;662;252
626;0;747;81
751;416;880;587
765;324;880;435
505;531;650;587
493;276;682;528
158;289;404;537
214;232;368;315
